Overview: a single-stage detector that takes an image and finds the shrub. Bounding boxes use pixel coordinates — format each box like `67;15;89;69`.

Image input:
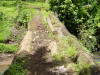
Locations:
49;0;99;52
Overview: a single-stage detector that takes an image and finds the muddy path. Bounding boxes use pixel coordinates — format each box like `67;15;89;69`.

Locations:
15;9;67;75
26;10;58;75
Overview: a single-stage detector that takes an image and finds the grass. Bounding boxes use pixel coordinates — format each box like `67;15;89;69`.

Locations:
72;62;91;75
0;43;18;53
53;43;77;63
0;1;19;53
41;8;77;63
41;9;57;39
0;6;17;42
41;9;49;18
0;1;50;75
4;57;28;75
7;62;26;75
0;1;44;75
0;25;11;42
52;37;77;65
0;1;15;8
0;1;39;53
23;1;50;9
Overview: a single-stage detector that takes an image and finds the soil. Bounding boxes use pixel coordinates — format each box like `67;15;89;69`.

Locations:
9;26;27;44
27;10;57;75
16;9;68;75
0;54;14;75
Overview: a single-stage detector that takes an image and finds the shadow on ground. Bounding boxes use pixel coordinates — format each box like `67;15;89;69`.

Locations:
27;46;60;75
3;47;100;75
3;47;64;75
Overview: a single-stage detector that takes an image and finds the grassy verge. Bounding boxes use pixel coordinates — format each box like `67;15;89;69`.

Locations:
0;1;39;53
4;57;28;75
23;1;50;9
0;43;18;53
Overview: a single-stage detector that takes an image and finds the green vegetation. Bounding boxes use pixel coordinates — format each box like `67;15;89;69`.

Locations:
51;36;77;64
0;1;19;53
24;1;49;9
49;0;100;52
0;1;50;75
0;1;37;53
42;8;78;64
42;9;57;39
58;37;77;60
4;57;28;75
0;7;17;42
0;0;99;75
0;43;18;53
72;62;91;75
53;47;76;63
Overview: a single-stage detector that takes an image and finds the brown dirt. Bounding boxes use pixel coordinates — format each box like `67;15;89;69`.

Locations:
15;9;66;75
9;26;27;44
0;54;14;75
16;9;70;75
26;9;59;75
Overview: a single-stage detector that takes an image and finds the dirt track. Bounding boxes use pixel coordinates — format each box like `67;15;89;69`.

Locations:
16;9;65;75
